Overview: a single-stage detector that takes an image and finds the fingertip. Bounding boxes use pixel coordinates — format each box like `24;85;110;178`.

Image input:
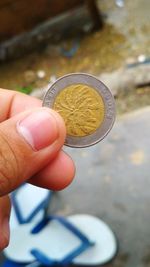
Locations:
53;151;76;190
50;109;66;144
0;233;9;251
41;108;66;151
30;151;75;190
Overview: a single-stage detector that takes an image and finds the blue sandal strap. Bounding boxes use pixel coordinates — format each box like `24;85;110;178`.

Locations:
30;250;55;266
31;216;92;244
2;260;26;267
11;185;51;224
31;241;92;266
30;215;95;265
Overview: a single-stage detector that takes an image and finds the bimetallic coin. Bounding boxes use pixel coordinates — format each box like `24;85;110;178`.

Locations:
43;73;115;148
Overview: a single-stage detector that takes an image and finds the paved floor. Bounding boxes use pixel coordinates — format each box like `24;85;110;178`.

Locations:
1;107;150;267
100;0;150;57
50;106;150;267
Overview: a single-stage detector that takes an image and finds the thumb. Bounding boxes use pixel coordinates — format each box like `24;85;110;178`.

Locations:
0;107;66;196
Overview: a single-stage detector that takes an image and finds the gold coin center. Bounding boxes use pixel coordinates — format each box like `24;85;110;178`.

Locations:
53;84;105;137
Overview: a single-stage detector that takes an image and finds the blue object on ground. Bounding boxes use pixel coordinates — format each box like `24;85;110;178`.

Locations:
11;184;51;224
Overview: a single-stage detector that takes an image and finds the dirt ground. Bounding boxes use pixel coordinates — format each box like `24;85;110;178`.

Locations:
0;0;149;114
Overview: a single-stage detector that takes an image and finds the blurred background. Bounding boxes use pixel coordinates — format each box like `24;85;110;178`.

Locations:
0;0;150;266
0;0;149;111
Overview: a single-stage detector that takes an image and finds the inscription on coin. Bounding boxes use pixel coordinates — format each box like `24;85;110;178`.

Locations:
53;84;105;137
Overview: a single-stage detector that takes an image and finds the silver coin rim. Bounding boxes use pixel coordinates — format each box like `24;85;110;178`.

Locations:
43;73;115;148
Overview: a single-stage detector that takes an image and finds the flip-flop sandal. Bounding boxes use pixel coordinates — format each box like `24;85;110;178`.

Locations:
10;183;52;228
5;214;118;266
2;260;25;267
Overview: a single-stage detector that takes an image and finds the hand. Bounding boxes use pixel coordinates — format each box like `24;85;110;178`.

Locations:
0;89;75;250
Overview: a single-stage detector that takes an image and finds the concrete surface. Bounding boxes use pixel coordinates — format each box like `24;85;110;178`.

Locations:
1;106;150;267
100;0;150;57
51;106;150;267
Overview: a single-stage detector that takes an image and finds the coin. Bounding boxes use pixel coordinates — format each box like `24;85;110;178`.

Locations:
43;73;115;148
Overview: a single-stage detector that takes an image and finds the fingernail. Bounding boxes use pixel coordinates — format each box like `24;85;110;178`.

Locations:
17;109;58;150
2;217;10;246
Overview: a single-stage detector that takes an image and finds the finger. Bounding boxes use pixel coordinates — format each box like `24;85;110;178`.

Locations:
0;107;67;197
0;88;41;122
30;151;75;190
0;196;11;250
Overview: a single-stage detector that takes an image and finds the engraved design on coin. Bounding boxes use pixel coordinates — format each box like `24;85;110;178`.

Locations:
43;73;115;148
53;84;105;137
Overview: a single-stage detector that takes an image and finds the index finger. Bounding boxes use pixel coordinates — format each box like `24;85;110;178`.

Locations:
0;88;41;122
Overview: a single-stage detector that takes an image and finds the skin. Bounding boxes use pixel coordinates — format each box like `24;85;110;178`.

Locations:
0;88;75;251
